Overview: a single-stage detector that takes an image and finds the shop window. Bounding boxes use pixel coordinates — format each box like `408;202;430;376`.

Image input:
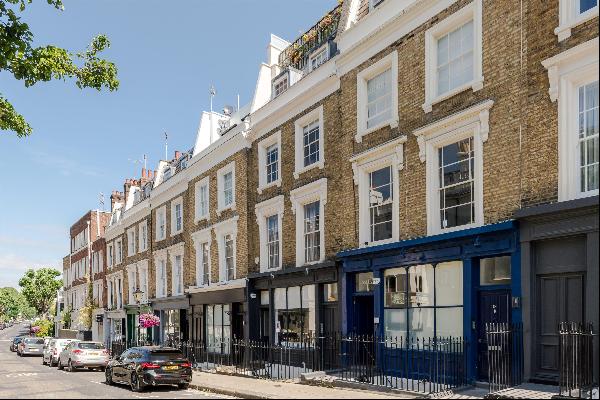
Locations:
260;291;270;305
206;304;231;354
383;262;463;340
323;283;338;302
273;285;315;345
480;256;511;286
355;272;375;292
163;310;181;346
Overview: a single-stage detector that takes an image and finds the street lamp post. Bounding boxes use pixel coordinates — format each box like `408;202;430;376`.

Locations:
132;288;144;346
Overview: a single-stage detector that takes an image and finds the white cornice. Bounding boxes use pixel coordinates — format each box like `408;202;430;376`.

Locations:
350;136;407;184
191;226;212;244
335;0;457;76
250;62;340;142
289;178;328;214
413;100;494;162
255;195;285;223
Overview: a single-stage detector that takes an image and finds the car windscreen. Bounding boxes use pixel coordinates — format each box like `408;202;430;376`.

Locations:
14;337;23;343
149;351;185;361
24;338;44;344
79;343;104;350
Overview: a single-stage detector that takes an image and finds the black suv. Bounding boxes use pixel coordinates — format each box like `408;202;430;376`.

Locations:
105;346;192;392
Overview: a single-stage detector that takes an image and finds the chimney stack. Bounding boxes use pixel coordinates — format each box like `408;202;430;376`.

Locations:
110;190;124;211
174;150;181;160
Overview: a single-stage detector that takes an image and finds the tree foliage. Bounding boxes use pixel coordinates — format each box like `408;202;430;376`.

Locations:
0;287;35;321
18;268;62;315
0;0;119;137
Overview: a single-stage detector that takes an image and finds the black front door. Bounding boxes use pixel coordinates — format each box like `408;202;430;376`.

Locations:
353;295;374;336
321;303;337;335
477;290;511;380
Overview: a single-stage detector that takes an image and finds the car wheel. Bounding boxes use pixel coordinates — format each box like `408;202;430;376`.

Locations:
68;360;76;372
57;359;63;370
178;383;190;390
42;358;47;366
105;368;114;385
130;372;143;392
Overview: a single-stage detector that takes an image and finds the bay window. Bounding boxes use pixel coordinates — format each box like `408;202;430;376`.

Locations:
267;215;280;269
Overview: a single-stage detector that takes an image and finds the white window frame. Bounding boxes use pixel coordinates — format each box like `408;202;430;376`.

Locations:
191;227;212;287
255;195;285;272
309;44;329;72
356;51;399;142
423;0;483;113
217;162;236;216
289;178;327;267
137;261;149;304
107;242;114;268
115;238;123;265
369;0;385;10
212;216;239;283
156;206;167;241
127;227;136;257
351;137;405;247
194;177;210;223
258;131;282;193
294;105;325;178
126;264;137;305
168;243;185;296
555;0;599;41
414;100;493;235
542;38;599;200
171;196;184;236
154;250;168;298
139;220;148;252
272;74;289;99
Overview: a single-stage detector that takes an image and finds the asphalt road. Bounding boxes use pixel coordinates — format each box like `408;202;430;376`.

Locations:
0;323;234;399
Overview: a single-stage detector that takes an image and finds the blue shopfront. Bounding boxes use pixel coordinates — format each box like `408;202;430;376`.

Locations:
338;221;521;382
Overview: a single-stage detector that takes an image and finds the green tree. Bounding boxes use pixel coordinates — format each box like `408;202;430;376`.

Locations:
0;287;34;320
18;268;62;315
0;0;119;137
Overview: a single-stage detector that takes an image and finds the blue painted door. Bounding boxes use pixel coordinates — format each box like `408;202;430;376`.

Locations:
477;290;511;380
352;295;374;336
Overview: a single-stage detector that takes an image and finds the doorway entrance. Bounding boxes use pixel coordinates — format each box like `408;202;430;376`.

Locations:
476;290;511;381
352;295;374;336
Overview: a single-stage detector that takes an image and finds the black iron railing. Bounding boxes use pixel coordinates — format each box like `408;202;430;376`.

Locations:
559;322;598;399
485;322;524;394
110;333;468;394
278;4;342;71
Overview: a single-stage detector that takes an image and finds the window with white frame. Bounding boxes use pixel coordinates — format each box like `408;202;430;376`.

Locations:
369;0;385;10
542;38;599;201
217;162;236;214
413;100;491;235
107;242;114;268
258;131;282;193
255;195;284;272
116;238;123;264
356;51;399;141
192;228;211;287
309;46;328;71
156;206;167;241
213;217;238;282
194;177;210;222
139;221;148;252
155;254;167;298
107;279;113;309
116;276;123;309
423;0;483;113
555;0;598;41
172;255;183;296
369;167;394;241
171;197;184;235
138;262;149;304
127;265;137;305
294;106;324;178
273;74;289;98
127;228;136;256
290;178;327;266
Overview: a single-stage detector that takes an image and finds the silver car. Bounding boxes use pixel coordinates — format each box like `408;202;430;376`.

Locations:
47;338;79;367
18;337;45;356
58;341;109;372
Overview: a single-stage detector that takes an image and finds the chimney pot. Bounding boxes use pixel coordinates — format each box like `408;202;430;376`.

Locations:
174;150;181;160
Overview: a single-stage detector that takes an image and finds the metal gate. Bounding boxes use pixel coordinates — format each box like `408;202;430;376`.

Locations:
485;322;523;394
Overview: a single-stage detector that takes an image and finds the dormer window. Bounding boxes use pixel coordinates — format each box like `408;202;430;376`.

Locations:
309;46;328;72
369;0;385;10
273;75;289;98
163;166;174;181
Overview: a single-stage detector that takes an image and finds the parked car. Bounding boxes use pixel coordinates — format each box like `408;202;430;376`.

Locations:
58;341;109;372
105;347;192;392
17;337;45;356
9;337;23;352
46;338;79;367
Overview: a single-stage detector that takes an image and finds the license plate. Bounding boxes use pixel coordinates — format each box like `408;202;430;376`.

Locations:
89;352;99;356
163;365;179;371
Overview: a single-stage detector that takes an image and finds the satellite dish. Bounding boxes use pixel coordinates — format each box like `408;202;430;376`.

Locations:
223;105;234;116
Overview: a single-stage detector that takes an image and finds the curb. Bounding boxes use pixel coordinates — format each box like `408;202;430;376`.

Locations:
189;383;271;399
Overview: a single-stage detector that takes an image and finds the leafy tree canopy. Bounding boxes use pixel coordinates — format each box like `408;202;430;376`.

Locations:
18;268;62;315
0;0;119;137
0;287;35;320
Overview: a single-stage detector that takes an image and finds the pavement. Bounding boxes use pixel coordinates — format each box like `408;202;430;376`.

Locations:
0;322;234;399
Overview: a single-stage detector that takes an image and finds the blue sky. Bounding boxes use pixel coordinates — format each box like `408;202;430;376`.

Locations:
0;0;337;288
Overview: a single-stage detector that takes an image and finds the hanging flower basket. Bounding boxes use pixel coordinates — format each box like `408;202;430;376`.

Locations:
30;326;41;334
139;313;160;329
